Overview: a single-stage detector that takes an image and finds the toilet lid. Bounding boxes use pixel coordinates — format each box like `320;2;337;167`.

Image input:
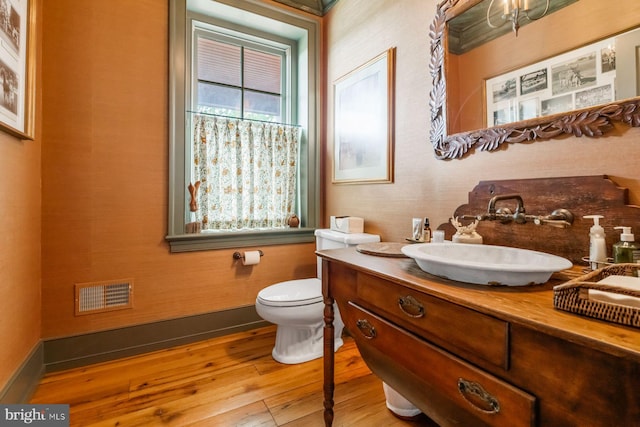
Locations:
257;278;323;307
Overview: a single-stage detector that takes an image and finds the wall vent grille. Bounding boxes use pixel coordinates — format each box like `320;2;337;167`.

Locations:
75;279;133;315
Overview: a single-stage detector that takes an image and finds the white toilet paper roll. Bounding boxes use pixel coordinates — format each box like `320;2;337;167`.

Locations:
242;250;261;266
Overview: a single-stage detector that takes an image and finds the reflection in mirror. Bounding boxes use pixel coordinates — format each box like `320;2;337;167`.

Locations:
448;0;576;54
484;27;640;127
430;0;640;160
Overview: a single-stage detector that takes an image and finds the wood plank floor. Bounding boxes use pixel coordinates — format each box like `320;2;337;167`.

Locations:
30;325;437;426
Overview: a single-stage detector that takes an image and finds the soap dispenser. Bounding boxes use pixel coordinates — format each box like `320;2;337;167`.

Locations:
613;226;640;263
584;215;607;270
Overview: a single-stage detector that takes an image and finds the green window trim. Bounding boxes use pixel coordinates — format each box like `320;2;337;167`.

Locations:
166;228;316;253
168;0;320;253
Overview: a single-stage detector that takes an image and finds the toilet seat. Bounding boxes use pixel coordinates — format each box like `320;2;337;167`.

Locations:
257;278;322;307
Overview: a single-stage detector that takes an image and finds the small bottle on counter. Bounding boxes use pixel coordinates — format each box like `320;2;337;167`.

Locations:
613;226;640;263
583;215;607;270
423;218;432;243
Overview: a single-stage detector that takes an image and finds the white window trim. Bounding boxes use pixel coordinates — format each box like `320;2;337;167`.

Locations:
167;0;320;252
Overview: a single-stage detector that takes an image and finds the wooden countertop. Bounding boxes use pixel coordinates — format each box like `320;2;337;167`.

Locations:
318;247;640;362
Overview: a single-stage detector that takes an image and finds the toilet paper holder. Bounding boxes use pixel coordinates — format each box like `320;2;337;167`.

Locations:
233;250;264;260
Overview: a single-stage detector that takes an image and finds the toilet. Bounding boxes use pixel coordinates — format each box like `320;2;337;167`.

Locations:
255;228;380;364
382;382;422;419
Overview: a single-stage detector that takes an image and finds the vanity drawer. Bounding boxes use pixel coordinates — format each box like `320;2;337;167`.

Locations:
343;302;536;427
356;272;509;369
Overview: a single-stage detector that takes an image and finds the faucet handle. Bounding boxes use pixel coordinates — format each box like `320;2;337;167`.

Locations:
532;209;574;228
534;218;572;228
549;209;574;223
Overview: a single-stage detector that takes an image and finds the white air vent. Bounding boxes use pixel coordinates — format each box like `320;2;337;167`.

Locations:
75;279;133;315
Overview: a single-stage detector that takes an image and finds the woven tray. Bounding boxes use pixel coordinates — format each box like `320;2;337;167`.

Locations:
356;242;408;258
553;264;640;328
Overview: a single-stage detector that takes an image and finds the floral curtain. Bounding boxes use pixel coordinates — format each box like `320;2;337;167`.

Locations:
192;114;301;230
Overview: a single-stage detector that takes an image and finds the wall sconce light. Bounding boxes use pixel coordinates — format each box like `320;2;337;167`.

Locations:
486;0;550;36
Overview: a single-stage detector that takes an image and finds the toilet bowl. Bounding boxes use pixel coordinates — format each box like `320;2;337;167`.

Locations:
256;278;343;364
255;229;380;364
382;382;422;419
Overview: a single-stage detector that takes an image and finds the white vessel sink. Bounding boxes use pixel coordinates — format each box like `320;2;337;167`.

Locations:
401;242;572;286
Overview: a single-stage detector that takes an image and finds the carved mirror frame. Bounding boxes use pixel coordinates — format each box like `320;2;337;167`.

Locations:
430;0;640;160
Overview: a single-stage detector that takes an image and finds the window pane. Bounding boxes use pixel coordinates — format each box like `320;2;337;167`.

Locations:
244;48;281;94
197;82;241;117
197;37;241;86
244;90;281;121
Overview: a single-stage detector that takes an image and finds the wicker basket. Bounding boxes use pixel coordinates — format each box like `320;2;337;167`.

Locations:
553;263;640;328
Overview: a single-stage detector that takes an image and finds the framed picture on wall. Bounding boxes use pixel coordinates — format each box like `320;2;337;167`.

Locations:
0;0;36;140
332;47;395;184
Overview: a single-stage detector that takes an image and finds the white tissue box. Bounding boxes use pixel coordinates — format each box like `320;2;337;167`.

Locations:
330;216;364;234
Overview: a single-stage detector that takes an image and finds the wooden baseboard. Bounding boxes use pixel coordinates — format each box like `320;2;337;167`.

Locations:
1;305;268;402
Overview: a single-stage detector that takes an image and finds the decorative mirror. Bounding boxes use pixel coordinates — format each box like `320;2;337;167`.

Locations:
430;0;640;159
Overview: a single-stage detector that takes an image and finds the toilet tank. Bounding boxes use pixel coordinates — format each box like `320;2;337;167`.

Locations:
314;229;380;278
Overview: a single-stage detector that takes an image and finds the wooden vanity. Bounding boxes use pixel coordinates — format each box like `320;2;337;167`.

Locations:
319;248;640;427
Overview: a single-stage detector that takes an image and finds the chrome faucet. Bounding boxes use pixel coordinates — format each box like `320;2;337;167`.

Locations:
461;194;573;228
487;194;526;223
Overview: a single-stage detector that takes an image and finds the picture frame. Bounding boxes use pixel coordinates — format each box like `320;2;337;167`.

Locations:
0;0;36;140
332;48;395;184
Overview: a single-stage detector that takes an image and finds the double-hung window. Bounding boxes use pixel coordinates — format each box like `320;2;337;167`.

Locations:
168;0;320;252
191;25;300;231
195;32;286;122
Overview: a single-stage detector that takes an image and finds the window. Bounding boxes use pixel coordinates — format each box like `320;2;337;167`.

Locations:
168;0;320;252
195;34;285;122
190;24;300;232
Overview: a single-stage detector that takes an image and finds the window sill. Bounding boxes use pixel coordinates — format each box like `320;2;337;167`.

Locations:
166;227;316;253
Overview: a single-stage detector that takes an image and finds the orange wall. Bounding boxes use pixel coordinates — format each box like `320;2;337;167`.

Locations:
5;0;640;393
0;0;42;391
39;0;316;340
324;0;640;244
0;107;41;390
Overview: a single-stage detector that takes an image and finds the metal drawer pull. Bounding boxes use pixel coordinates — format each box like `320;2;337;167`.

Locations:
355;319;377;339
398;295;425;318
457;378;500;414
